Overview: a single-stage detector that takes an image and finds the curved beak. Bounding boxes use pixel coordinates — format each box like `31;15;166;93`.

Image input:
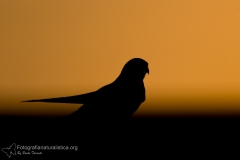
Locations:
147;67;149;74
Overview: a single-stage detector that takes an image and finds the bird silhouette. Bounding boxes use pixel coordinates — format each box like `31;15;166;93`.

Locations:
22;58;149;124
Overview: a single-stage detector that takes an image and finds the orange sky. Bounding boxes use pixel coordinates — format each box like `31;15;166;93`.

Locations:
1;0;240;117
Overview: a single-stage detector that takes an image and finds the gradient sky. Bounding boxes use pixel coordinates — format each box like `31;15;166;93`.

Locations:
1;0;240;117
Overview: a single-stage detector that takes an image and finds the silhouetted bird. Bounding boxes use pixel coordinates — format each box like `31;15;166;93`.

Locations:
22;58;149;125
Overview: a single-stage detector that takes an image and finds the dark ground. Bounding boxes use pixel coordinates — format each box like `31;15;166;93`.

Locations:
0;114;239;158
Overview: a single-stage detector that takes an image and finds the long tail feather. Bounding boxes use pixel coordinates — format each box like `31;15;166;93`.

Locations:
21;92;96;104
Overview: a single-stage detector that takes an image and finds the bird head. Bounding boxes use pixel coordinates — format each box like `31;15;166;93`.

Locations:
116;58;149;82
